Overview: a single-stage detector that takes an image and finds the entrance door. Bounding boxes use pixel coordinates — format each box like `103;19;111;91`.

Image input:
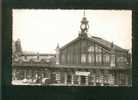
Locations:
51;73;56;83
67;75;71;84
81;76;86;85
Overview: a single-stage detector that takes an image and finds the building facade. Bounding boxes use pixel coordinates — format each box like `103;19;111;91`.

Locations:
12;14;132;86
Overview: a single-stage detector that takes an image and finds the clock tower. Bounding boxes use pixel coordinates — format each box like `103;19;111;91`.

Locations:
79;10;89;38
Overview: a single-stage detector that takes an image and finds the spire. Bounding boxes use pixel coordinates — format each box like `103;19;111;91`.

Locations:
56;43;60;65
56;43;59;49
83;10;85;17
111;42;114;48
15;38;22;54
79;10;89;38
80;10;89;33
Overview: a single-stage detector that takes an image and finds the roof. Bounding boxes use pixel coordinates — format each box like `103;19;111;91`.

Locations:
91;36;128;52
60;35;128;52
12;63;130;70
21;53;56;56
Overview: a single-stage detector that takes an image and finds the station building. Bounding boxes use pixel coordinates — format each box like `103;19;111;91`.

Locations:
12;14;132;86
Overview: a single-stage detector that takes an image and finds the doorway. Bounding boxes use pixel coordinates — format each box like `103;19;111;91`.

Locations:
81;76;86;85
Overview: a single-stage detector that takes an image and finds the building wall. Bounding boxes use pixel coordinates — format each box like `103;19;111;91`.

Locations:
59;37;130;67
12;37;131;86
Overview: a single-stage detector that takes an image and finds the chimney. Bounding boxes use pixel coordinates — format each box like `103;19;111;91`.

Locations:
110;42;116;67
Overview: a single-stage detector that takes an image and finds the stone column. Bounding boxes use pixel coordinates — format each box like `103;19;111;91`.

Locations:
64;73;67;85
35;72;38;79
78;75;81;85
125;74;128;86
101;75;104;86
85;76;89;85
24;70;27;79
93;75;96;86
29;70;32;79
71;74;74;85
12;69;16;80
29;70;32;82
42;72;44;78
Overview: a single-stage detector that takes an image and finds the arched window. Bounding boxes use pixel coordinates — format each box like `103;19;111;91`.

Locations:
95;45;102;53
88;45;94;52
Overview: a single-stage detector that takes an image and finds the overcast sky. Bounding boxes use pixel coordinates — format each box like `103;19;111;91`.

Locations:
13;9;132;53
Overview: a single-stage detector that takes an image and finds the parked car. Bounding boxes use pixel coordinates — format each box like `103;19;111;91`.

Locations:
41;78;51;85
22;78;28;83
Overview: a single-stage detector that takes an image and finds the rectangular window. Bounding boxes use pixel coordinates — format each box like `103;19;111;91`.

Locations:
67;54;70;64
103;54;110;64
88;45;94;52
95;45;102;53
117;56;127;63
96;54;102;63
110;55;115;67
88;53;95;64
61;54;65;64
81;54;86;63
88;54;91;63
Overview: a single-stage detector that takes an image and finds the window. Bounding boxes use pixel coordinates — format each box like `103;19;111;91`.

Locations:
67;54;70;64
96;54;102;63
95;45;102;53
81;54;86;63
110;55;115;67
103;54;110;63
88;45;94;52
61;54;65;64
88;53;95;63
117;56;127;63
88;54;91;63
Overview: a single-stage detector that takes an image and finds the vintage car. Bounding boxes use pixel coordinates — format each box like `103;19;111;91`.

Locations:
41;78;52;85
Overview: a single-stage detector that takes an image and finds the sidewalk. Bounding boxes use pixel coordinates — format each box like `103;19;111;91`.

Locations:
12;80;41;86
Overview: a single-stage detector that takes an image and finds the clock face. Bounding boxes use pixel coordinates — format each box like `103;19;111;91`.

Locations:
81;24;86;30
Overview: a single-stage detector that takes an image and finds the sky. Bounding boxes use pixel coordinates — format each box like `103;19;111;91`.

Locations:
13;9;132;53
